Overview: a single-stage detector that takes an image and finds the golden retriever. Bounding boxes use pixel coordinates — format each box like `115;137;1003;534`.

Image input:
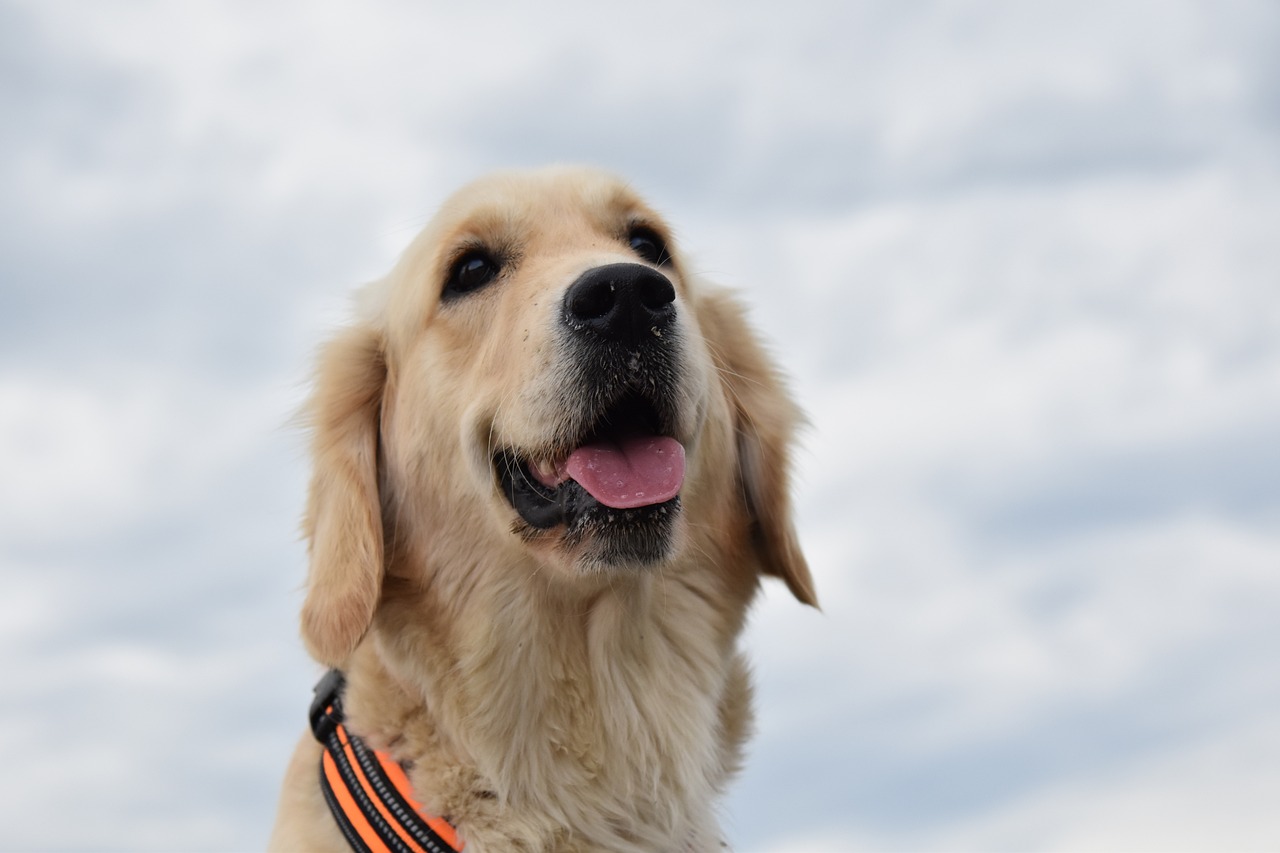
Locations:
269;166;816;852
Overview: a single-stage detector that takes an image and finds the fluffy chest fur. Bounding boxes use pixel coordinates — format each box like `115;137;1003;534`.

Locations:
343;562;753;852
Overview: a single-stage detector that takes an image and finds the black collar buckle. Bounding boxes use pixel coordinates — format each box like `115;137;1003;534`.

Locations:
309;669;347;744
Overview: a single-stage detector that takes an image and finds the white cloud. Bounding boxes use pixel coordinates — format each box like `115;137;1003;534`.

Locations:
726;151;1280;845
0;371;304;541
939;715;1280;852
733;512;1280;847
769;713;1280;852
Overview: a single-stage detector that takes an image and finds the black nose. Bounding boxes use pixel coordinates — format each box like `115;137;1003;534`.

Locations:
563;263;677;347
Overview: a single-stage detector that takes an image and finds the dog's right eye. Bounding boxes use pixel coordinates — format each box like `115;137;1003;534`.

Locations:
444;251;500;298
627;226;672;267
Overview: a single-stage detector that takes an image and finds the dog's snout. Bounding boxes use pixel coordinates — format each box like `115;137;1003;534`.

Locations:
564;263;676;347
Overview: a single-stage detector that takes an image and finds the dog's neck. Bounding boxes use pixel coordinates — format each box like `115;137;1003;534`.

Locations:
338;546;754;851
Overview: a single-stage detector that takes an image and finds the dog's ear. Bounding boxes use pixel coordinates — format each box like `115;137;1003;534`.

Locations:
300;322;388;666
699;288;818;607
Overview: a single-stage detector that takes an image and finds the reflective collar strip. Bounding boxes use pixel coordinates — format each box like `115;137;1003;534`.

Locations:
311;671;462;853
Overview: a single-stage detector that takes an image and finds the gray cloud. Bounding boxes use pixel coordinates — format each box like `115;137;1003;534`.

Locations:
3;1;1280;849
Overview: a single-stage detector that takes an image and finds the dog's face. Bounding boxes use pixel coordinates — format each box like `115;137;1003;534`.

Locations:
388;170;712;574
300;167;815;666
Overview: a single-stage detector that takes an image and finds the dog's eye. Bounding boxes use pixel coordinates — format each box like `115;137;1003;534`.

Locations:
445;251;500;298
627;227;671;267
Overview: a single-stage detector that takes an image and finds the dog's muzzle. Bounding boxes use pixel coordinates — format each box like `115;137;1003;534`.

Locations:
496;262;688;565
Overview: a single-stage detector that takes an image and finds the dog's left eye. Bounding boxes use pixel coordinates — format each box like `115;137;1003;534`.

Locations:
444;251;500;298
628;227;672;267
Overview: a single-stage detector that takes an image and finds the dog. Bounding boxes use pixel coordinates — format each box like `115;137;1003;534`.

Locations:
268;166;816;852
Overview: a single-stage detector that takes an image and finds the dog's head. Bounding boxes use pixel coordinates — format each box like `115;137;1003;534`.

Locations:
300;167;815;666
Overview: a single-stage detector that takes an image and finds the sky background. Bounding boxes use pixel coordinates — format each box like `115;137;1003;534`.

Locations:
2;1;1279;850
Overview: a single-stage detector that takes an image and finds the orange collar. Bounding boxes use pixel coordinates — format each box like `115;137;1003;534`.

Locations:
310;670;463;853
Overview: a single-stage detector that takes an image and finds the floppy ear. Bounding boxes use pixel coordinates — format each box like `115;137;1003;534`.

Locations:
698;288;818;607
300;322;388;666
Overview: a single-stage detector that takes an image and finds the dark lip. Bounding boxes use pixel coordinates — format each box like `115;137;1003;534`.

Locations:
497;451;681;566
495;450;580;530
496;450;681;561
495;391;681;533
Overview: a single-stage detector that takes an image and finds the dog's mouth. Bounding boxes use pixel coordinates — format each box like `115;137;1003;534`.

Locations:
495;393;685;563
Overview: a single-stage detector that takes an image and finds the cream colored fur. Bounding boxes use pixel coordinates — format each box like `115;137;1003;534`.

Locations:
269;167;815;852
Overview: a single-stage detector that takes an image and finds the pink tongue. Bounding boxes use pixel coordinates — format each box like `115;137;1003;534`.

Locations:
564;436;685;509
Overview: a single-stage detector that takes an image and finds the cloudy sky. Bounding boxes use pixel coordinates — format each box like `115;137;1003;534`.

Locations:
2;1;1278;850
